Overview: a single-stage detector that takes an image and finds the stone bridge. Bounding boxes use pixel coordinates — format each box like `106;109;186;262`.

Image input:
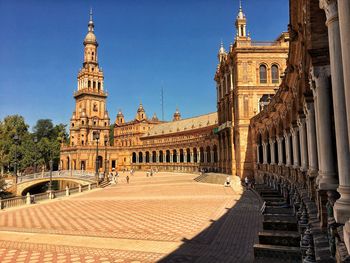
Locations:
16;170;98;196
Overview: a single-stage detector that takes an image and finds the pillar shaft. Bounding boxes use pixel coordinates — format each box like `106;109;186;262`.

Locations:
305;101;318;176
320;0;350;224
277;137;283;165
311;65;338;190
284;131;292;167
298;118;309;171
291;126;300;168
269;138;276;165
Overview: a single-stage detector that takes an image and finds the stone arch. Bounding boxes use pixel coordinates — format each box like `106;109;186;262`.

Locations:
159;150;164;163
206;146;211;163
138;152;143;163
180;149;184;163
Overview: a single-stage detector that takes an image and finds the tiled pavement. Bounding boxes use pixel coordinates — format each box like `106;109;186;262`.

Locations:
0;172;262;262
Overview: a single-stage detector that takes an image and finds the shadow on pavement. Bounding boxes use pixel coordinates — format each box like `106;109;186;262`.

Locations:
157;190;263;263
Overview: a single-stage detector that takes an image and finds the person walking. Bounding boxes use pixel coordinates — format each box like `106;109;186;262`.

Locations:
244;176;249;189
126;175;130;184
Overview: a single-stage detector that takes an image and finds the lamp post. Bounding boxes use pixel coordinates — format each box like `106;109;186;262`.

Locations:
13;134;19;184
49;158;53;192
104;135;108;182
33;136;38;173
93;131;100;185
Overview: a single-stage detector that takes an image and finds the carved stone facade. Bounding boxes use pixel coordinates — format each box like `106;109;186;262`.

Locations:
214;3;289;178
250;0;350;258
60;12;219;174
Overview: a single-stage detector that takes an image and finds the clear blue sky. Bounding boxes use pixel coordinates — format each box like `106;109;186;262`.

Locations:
0;0;289;130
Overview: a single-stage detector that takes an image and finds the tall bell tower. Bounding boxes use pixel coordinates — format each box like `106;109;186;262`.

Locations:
69;9;110;147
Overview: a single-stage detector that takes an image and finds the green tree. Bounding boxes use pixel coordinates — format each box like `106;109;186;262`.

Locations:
0;115;29;176
33;119;54;140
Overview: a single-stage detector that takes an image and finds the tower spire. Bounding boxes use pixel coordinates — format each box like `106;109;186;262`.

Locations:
88;8;94;33
235;0;247;38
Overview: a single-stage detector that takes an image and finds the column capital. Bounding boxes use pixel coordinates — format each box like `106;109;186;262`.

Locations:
304;100;315;115
319;0;338;23
269;137;276;144
290;125;299;135
276;136;283;143
310;65;331;82
297;116;306;127
283;130;290;138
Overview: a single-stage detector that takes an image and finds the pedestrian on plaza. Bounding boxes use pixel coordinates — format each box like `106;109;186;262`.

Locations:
245;176;249;189
126;175;130;184
251;177;256;189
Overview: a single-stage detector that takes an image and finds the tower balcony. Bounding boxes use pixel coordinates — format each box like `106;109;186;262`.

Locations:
74;88;108;98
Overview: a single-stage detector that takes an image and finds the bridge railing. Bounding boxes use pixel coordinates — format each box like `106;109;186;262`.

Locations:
17;170;98;183
0;182;98;210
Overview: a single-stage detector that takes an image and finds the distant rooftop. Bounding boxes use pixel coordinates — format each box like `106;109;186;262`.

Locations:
142;112;218;138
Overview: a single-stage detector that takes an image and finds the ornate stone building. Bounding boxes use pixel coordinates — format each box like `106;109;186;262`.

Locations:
214;3;289;177
60;10;110;172
60;11;219;173
250;0;350;258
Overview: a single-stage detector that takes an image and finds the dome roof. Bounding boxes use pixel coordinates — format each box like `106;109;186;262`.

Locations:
137;103;145;112
117;110;124;117
84;32;97;45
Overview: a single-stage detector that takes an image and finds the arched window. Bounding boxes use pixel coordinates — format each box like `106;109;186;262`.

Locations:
259;65;267;84
271;65;279;83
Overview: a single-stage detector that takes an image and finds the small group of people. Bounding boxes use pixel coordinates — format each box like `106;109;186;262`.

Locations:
109;168;119;184
146;168;157;177
244;176;255;189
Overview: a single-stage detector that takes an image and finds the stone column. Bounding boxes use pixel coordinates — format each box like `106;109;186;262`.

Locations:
256;145;260;164
184;153;187;163
304;101;318;176
163;153;166;163
190;152;194;163
269;137;276;165
320;0;350;224
338;0;350;145
210;151;214;163
197;152;200;163
170;154;173;163
177;154;180;163
156;153;159;163
150;153;153;163
204;151;207;163
310;65;338;190
262;142;267;164
291;125;300;168
298;117;308;171
284;131;292;167
277;136;283;166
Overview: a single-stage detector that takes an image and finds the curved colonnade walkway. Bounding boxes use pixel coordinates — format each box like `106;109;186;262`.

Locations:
0;172;262;263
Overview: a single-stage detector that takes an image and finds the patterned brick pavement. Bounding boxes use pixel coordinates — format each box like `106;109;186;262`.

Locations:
0;172;262;262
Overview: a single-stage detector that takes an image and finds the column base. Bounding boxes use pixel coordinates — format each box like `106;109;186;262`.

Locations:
334;186;350;224
307;168;318;178
344;221;350;255
318;172;339;190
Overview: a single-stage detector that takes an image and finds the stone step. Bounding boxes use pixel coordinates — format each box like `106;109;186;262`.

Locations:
254;243;301;262
263;219;298;231
262;196;285;202
265;207;294;215
258;230;300;247
264;214;296;222
261;192;281;197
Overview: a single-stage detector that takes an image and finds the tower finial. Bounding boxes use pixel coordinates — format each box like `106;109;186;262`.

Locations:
90;8;93;22
239;0;242;10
